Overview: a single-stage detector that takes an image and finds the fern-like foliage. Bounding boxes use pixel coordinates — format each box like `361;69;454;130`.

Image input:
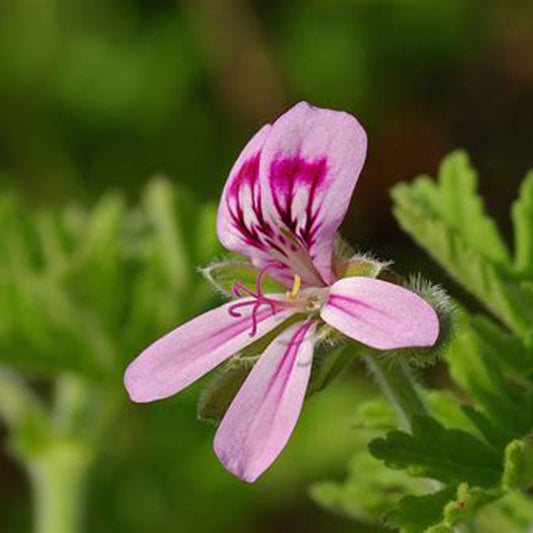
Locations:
313;152;533;532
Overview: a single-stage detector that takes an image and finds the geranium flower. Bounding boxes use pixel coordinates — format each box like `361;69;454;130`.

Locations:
124;102;439;482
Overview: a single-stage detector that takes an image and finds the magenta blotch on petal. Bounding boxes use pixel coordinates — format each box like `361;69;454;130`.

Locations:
320;277;439;350
217;124;271;257
216;102;367;287
259;102;367;285
124;299;294;403
214;320;316;482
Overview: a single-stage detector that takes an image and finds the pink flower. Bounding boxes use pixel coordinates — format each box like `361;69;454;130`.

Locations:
124;102;439;482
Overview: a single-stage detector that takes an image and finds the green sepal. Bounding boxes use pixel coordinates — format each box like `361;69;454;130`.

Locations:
200;256;287;297
336;253;391;280
197;314;306;424
196;356;257;425
307;339;358;397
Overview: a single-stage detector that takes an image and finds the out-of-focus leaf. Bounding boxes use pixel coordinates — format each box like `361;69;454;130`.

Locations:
502;438;533;491
310;452;425;525
512;170;533;275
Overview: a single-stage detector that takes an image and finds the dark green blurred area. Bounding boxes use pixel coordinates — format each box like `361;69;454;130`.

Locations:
0;1;532;532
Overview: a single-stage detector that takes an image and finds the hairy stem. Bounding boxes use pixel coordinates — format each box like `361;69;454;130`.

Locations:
362;352;427;429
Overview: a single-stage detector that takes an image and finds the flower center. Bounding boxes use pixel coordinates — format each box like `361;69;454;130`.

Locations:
227;267;329;337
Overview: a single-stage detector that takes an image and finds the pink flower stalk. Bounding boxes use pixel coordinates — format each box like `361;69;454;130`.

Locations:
124;102;439;482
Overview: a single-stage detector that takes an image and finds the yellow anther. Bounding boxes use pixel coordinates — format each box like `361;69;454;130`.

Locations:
286;274;301;299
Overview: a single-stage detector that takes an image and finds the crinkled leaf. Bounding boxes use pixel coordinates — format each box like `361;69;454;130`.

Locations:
502;437;533;491
461;405;508;451
388;485;457;533
447;315;533;441
369;415;502;488
392;151;533;335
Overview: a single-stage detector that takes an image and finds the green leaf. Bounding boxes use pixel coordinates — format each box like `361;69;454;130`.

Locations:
310;451;426;525
352;399;398;432
389;485;457;533
502;437;533;490
441;484;499;530
461;405;508;451
391;151;533;334
369;416;502;488
395;151;508;263
512;170;533;274
390;483;501;532
67;193;127;333
468;314;533;379
447;315;533;441
142;178;192;293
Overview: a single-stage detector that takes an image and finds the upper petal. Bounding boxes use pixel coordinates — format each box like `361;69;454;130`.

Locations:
259;102;367;284
217;124;272;257
216;102;367;288
214;320;316;482
124;299;294;403
320;277;439;350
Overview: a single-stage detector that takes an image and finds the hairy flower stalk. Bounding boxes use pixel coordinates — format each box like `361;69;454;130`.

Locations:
125;102;440;482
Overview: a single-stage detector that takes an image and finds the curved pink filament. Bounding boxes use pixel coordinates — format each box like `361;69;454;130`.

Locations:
227;264;281;336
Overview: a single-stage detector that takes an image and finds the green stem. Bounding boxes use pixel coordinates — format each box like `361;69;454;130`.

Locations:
362;352;427;429
28;440;91;533
10;373;119;533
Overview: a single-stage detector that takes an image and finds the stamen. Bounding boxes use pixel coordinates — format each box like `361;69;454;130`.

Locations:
286;274;301;299
227;264;281;337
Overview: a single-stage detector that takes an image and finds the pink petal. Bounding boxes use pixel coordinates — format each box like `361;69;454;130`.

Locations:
124;299;294;403
259;102;367;285
216;102;367;288
320;277;439;350
217;124;271;257
214;320;316;482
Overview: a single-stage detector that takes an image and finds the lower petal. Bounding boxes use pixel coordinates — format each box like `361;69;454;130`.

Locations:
214;320;316;482
320;277;439;350
124;300;294;403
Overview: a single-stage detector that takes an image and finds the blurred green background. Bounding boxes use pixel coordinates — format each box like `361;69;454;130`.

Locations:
0;1;532;531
